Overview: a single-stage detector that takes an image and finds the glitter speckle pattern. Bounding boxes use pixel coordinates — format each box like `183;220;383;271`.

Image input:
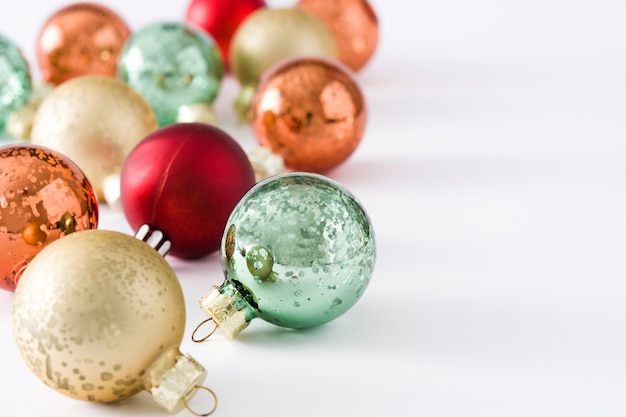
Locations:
219;172;376;329
0;34;31;131
12;230;186;403
0;145;98;291
117;22;223;126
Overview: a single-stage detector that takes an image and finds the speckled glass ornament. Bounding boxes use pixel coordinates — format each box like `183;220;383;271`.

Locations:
36;2;131;85
198;172;376;338
13;229;216;415
250;57;366;172
0;34;31;131
30;75;158;201
117;22;224;127
296;0;379;72
0;145;98;292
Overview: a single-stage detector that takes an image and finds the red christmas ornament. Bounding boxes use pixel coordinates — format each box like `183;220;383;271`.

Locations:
120;123;256;259
184;0;266;68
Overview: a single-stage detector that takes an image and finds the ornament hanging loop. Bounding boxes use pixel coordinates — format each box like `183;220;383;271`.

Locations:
191;318;218;343
183;385;218;417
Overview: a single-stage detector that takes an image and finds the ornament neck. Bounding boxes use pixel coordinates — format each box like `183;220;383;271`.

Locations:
143;346;216;415
134;224;172;256
234;84;256;123
197;282;258;339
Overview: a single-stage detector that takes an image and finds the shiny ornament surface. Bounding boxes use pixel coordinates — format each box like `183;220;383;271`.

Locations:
229;7;336;119
250;57;366;172
120;123;256;259
296;0;379;72
117;22;223;127
199;173;376;338
0;34;31;132
12;230;207;412
185;0;266;68
36;2;131;85
30;75;158;201
0;145;98;292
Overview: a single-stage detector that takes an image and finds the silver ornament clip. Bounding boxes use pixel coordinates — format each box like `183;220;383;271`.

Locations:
134;224;172;257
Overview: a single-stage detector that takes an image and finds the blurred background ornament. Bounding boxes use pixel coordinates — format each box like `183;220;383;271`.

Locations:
229;7;337;121
30;75;158;202
196;172;376;339
13;229;217;415
5;82;53;140
0;34;31;134
184;0;266;69
250;57;366;172
36;2;131;86
117;22;224;127
120;123;256;260
0;144;98;292
296;0;379;72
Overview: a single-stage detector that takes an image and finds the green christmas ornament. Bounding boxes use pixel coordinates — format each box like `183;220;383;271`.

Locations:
0;34;31;131
196;172;376;339
117;22;223;126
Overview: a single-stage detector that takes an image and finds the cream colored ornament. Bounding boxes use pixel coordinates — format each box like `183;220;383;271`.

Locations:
229;7;337;121
30;75;158;201
12;229;216;415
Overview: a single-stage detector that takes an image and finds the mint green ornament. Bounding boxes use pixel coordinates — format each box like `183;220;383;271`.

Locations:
197;172;376;339
0;34;31;131
117;22;223;126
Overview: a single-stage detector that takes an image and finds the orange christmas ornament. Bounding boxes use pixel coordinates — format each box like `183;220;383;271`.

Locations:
36;2;131;85
250;57;366;172
0;144;98;292
296;0;379;72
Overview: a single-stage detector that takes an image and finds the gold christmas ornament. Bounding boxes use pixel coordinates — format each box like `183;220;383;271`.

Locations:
12;229;216;415
30;75;158;201
229;7;337;121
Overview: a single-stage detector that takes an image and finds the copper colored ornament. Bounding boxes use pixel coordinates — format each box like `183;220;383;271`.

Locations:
0;144;98;292
250;57;366;172
36;2;131;85
296;0;379;72
31;75;158;201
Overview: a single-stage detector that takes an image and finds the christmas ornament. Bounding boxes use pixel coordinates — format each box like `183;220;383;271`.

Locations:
296;0;379;72
5;82;53;140
0;144;98;292
12;229;217;414
184;0;266;68
36;2;131;85
120;123;256;260
195;172;376;339
117;22;224;127
229;7;337;121
0;34;31;133
250;57;366;172
30;75;158;201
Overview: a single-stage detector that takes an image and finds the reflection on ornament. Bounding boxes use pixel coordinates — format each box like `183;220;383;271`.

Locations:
12;230;217;415
36;2;131;85
117;22;223;127
30;75;158;201
0;144;98;292
185;0;266;68
296;0;379;72
196;172;376;339
229;7;337;121
250;57;366;172
120;123;256;259
0;34;31;132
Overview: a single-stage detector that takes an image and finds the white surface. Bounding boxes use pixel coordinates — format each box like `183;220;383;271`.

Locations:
1;0;626;416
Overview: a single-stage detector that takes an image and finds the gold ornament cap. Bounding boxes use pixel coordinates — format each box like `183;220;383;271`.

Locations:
144;347;209;414
198;286;249;339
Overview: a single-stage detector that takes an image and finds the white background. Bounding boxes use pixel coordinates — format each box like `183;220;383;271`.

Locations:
1;0;626;416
